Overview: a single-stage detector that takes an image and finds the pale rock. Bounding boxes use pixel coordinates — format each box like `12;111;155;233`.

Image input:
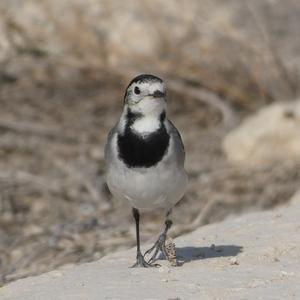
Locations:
223;100;300;166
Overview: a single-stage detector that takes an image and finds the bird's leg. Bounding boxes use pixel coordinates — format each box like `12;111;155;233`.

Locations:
131;208;155;268
144;210;173;264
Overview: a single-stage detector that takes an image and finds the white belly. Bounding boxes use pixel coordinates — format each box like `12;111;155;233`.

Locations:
106;160;187;210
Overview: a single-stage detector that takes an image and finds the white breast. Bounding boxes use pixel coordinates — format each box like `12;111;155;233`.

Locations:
131;117;160;134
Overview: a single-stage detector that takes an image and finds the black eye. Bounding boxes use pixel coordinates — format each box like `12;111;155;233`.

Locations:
134;86;141;94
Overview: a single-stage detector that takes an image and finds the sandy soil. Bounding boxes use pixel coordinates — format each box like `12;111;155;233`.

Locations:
1;191;299;300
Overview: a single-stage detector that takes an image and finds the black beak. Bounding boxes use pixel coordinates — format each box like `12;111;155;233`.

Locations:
152;90;165;98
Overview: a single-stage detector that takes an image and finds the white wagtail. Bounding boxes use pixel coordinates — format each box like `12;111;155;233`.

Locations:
105;74;188;267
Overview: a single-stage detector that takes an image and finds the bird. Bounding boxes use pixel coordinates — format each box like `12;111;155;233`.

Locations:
105;74;188;267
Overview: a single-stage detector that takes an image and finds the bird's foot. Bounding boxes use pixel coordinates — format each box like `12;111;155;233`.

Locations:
144;233;167;264
131;252;158;268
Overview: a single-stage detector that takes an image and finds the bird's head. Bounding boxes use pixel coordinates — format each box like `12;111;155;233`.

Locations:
123;74;166;117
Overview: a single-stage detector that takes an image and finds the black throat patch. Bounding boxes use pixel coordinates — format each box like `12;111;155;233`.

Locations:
117;110;169;168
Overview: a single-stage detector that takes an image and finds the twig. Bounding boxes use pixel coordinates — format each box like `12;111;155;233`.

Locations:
0;170;61;193
0;118;78;143
53;159;102;203
244;2;298;98
167;79;237;129
171;199;220;236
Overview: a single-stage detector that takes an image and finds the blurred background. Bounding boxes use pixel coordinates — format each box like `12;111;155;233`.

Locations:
0;0;300;285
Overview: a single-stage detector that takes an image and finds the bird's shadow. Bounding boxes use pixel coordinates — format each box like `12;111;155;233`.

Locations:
175;244;243;264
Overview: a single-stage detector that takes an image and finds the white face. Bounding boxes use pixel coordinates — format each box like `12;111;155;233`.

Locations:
125;80;167;116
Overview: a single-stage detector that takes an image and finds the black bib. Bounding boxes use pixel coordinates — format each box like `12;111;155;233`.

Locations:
117;111;169;168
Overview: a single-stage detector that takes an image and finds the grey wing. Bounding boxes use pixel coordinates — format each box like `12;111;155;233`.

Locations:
167;120;185;163
104;125;118;164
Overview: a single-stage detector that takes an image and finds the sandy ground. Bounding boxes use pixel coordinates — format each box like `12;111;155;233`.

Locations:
1;191;299;300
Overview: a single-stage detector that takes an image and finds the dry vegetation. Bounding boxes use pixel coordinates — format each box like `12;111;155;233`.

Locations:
0;0;300;285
